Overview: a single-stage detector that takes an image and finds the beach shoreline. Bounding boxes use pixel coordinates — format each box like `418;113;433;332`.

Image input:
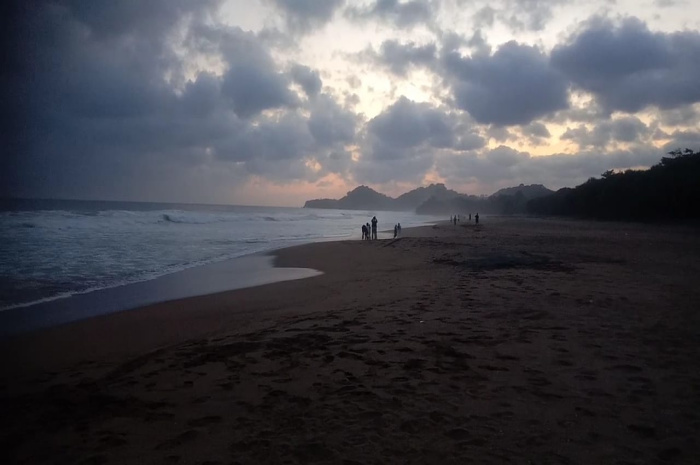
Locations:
2;217;700;464
0;213;433;338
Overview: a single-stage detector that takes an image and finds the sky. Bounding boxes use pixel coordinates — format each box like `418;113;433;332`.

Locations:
3;0;700;207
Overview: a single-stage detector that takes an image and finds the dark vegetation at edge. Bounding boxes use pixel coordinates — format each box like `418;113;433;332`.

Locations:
527;149;700;221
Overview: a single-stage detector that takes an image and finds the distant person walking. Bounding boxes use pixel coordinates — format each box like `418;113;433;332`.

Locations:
475;213;479;224
394;224;398;238
371;216;378;240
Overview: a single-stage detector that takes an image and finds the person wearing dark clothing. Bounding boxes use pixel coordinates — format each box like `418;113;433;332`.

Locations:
475;213;479;224
469;213;471;221
453;215;457;226
371;216;378;240
394;224;398;238
362;224;368;240
397;223;401;236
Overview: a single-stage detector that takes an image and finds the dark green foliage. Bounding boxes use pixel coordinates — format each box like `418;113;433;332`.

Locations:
527;149;700;220
415;184;552;215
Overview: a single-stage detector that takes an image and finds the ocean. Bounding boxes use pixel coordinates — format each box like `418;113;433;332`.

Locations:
0;198;439;314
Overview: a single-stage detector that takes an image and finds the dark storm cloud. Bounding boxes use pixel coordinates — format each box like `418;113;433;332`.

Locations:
520;121;551;145
212;105;353;182
2;0;205;198
547;101;609;124
181;72;221;117
560;117;650;148
199;24;300;118
472;6;496;28
346;0;435;28
444;41;569;126
63;0;221;40
657;105;700;127
222;65;298;118
662;130;700;152
551;17;700;113
436;145;664;190
368;97;454;152
522;122;550;139
353;97;484;184
224;112;314;162
268;0;344;33
308;94;358;146
290;64;323;97
469;0;563;32
486;126;517;143
1;0;349;200
501;0;565;31
373;40;437;75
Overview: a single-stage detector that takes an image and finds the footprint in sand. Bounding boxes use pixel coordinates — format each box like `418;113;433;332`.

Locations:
187;416;223;427
155;430;199;450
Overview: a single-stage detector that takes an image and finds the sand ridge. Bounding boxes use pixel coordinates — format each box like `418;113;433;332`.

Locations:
2;218;700;464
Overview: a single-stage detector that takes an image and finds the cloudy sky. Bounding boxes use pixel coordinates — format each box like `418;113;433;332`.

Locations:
3;0;700;206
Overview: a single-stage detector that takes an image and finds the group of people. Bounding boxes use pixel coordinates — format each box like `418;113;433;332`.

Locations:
450;213;479;225
361;216;402;240
361;216;378;240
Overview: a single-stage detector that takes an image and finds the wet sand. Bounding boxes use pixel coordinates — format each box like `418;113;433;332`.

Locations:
0;254;321;338
2;217;700;464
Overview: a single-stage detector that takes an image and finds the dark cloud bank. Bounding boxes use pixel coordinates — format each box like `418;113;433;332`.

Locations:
2;1;700;203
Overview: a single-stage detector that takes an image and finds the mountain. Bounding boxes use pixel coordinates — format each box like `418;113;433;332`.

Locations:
414;184;553;215
394;183;462;210
491;184;553;199
304;186;394;211
304;182;554;214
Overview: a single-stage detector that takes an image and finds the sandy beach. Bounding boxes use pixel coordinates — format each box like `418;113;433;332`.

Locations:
2;217;700;464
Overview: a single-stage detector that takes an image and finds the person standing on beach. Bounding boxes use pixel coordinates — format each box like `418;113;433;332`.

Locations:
469;213;471;221
394;224;398;238
366;222;371;240
371;216;378;240
361;224;368;240
397;223;401;236
475;213;479;224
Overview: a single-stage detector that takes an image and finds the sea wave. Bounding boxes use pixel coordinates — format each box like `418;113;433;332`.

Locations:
0;244;274;312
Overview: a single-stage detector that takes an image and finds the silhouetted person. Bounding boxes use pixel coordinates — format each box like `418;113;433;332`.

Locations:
469;213;471;221
366;222;371;239
397;223;401;236
371;216;378;240
453;215;457;226
361;224;368;240
475;213;479;224
394;224;398;238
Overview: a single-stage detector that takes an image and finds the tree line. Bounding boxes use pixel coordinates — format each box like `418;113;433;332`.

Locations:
527;149;700;221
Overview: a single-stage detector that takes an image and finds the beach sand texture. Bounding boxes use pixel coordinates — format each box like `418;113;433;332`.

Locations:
2;217;700;464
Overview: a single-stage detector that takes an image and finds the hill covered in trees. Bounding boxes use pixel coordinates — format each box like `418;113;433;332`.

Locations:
415;184;552;215
304;183;551;214
527;149;700;221
304;183;463;211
